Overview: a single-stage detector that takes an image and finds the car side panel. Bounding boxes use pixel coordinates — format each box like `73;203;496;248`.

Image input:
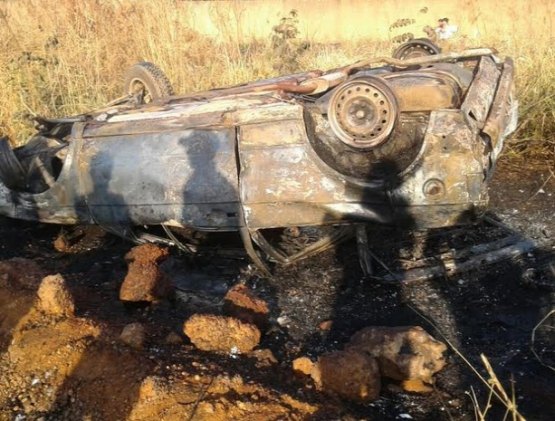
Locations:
78;128;241;229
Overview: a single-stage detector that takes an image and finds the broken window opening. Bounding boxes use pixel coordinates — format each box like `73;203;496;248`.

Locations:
0;134;69;194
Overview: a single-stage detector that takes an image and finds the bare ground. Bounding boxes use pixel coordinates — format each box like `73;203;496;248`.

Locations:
0;157;554;420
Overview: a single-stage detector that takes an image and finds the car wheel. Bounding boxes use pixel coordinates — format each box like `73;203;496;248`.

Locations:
392;38;441;60
123;61;174;104
327;76;399;149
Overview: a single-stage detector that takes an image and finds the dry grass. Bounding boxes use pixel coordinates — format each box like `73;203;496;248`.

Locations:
0;0;553;161
467;355;525;421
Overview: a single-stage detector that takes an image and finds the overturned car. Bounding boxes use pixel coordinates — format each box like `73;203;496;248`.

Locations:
0;48;517;273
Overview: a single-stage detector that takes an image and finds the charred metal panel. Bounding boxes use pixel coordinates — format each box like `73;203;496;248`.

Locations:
104;96;281;124
240;142;349;204
240;120;307;148
483;58;518;154
461;56;500;130
84;111;229;137
0;137;25;190
238;118;392;229
384;73;462;111
389;110;487;227
231;102;302;125
0;126;88;224
94;96;298;126
79;128;240;229
83;96;302;139
243;202;394;229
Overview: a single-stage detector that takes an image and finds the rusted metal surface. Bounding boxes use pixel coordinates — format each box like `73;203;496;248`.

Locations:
461;56;500;130
383;72;463;111
483;58;518;154
0;47;517;271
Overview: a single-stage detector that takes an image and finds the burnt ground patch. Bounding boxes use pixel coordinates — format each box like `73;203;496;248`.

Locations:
0;157;553;420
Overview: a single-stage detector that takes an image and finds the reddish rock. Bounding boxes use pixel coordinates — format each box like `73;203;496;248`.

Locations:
347;326;447;384
318;350;381;403
36;274;75;317
119;244;173;302
223;284;269;329
125;243;169;263
183;314;260;354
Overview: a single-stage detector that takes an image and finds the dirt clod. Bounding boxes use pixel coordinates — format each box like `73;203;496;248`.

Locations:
223;283;269;329
119;244;173;303
183;314;261;353
164;331;183;345
36;274;75;317
318;350;381;403
347;326;447;384
120;322;146;349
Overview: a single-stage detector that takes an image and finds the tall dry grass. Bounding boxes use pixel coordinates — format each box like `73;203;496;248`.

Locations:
0;0;553;161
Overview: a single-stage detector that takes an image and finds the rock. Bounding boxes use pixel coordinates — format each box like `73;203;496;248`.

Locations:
36;274;75;317
318;320;333;331
347;326;447;384
120;322;146;349
53;233;70;253
276;315;291;327
164;331;183;345
318;350;381;403
138;376;167;401
250;348;278;367
0;258;46;289
292;357;316;377
401;379;433;393
183;314;260;353
223;284;269;329
119;244;174;303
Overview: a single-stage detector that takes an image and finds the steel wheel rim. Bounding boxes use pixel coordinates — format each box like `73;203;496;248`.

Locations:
328;78;398;149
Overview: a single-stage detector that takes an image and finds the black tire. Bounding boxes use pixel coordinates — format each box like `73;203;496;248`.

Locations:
392;38;441;60
123;61;174;104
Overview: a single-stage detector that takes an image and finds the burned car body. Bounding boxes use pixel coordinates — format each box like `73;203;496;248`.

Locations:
0;49;517;272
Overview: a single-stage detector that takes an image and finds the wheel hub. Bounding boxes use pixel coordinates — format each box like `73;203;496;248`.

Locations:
328;78;398;148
